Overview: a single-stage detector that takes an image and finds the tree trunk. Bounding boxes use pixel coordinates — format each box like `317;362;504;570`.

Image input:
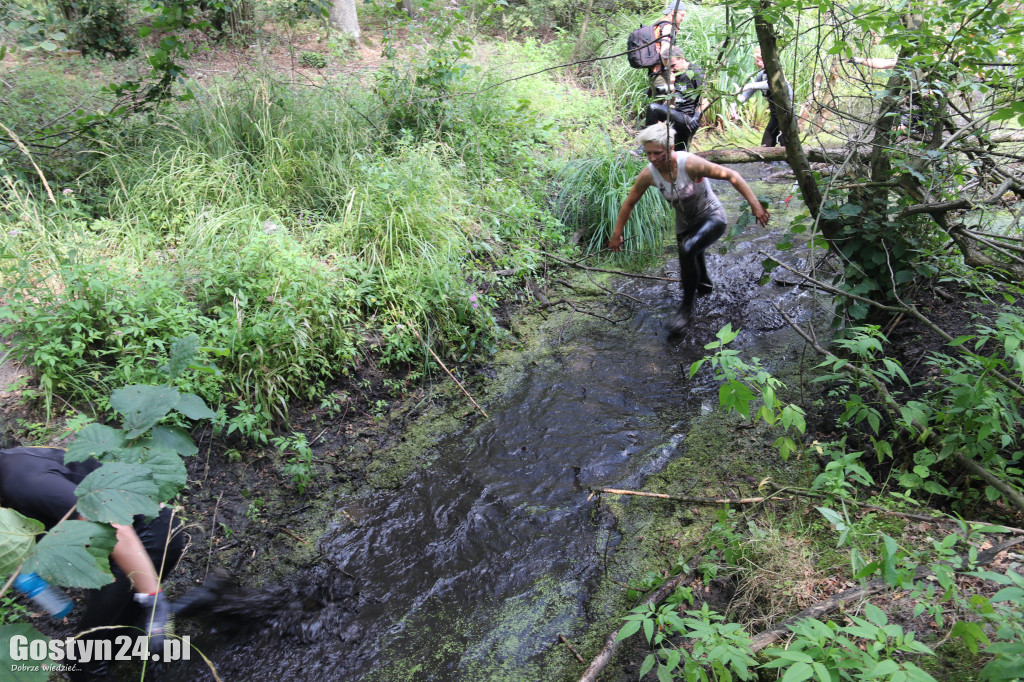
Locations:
330;0;361;40
227;1;255;35
396;0;418;20
754;5;841;242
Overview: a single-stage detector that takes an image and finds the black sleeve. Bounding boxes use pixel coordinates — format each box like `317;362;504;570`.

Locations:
0;449;86;528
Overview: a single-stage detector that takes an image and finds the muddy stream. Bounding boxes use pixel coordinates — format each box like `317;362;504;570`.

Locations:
169;165;818;681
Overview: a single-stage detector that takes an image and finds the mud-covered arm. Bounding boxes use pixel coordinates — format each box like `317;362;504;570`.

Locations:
684;155;770;226
610;169;654;251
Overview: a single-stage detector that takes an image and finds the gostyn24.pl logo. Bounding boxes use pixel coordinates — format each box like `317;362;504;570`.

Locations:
9;634;191;665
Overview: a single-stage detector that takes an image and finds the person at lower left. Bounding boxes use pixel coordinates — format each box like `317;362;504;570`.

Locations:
609;122;770;335
0;446;185;681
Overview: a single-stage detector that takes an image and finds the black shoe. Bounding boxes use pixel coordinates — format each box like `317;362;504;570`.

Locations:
667;308;691;337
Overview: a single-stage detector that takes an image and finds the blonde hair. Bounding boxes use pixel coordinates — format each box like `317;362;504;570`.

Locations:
636;123;675;150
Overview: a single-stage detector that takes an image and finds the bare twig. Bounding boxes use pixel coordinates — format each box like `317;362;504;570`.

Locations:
407;324;489;419
595;487;768;504
558;634;586;665
0;122;56;204
280;527;309;545
204;492;224;582
767;483;1024;535
526;246;680;283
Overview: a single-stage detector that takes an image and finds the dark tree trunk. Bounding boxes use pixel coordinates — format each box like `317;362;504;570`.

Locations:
754;5;841;242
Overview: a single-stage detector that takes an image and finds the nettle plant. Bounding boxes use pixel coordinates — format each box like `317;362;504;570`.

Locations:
0;336;214;650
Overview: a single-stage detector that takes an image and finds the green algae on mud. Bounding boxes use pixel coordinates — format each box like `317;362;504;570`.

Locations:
366;574;588;682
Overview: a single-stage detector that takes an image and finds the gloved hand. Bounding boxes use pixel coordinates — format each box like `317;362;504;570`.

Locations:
134;591;170;654
847;57;861;65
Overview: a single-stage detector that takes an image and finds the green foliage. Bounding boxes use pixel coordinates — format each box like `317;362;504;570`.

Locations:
1;338;212;593
812;316;1023;508
619;602;758;682
66;0;137;58
298;50;327;68
690;324;807;459
763;608;937;682
0;510;44;577
273;432;313;493
0;594;30;626
1;3;68;53
961;569;1024;679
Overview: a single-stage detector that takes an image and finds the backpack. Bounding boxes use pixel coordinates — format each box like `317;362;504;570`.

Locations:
626;20;671;69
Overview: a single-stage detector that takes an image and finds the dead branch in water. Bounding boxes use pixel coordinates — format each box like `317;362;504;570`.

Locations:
558;634;586;664
594;487;768;504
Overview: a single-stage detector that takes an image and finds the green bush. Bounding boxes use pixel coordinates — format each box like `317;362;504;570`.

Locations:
298;50;327;68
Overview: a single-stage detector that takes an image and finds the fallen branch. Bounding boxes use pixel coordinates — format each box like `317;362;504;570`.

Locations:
595;487;768;505
406;324;489;419
768;483;1024;536
956;454;1024;516
749;535;1024;652
578;568;697;682
526;246;680;283
558;634;586;664
280;527;309;545
694;146;853;165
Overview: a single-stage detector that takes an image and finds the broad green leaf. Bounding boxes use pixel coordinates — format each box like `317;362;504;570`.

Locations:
23;520;115;589
175;392;216;420
164;334;200;380
138;448;188;502
75;463;161;524
817;507;847;530
64;424;127;463
111;385;180;437
991;586;1024;603
617;619;642;641
0;624;51;681
867;659;900;677
781;661;814;682
639;653;656;678
0;508;44;575
102;445;187;502
150;425;198;456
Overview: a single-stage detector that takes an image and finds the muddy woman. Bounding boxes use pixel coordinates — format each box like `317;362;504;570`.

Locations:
608;122;770;335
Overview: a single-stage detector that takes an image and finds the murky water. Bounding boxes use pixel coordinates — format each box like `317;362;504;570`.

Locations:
167;165;818;681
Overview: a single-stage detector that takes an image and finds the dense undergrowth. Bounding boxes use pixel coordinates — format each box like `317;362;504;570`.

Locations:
0;31;615;432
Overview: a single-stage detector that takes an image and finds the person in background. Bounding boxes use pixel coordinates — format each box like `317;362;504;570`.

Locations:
647;46;708;151
609;123;770;335
737;46;792;147
654;1;687;83
0;446;185;681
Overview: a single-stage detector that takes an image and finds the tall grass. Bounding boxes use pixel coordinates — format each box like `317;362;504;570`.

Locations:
2;45;601;421
554;135;670;261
